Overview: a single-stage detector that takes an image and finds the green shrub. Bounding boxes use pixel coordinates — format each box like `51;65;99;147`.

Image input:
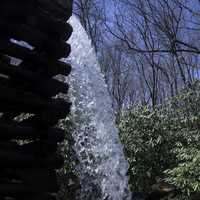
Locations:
119;81;200;198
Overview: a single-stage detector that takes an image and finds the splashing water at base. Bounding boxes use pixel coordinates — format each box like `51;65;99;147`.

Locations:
64;16;131;200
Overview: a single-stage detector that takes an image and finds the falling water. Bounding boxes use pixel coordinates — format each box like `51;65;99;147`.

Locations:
63;16;131;200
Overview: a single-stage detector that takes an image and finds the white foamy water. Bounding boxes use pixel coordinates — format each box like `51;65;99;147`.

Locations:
62;16;131;200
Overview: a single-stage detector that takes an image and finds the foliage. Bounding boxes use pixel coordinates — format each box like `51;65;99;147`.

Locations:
119;81;200;198
165;147;200;197
57;116;80;200
119;107;177;193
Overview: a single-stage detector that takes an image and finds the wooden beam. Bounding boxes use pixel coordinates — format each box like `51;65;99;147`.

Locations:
0;38;71;66
0;112;20;122
37;0;73;20
2;169;59;192
19;61;72;78
17;193;57;200
0;141;58;155
0;149;64;169
0;0;73;198
0;85;71;117
0;62;69;97
0;0;30;19
0;123;65;142
0;20;72;58
28;10;73;40
0;183;35;195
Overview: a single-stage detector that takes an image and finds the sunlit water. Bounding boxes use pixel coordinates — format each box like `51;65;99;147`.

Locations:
63;16;131;200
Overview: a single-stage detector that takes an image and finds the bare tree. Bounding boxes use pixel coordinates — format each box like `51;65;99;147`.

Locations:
73;0;106;51
100;41;136;121
72;0;200;114
105;0;200;108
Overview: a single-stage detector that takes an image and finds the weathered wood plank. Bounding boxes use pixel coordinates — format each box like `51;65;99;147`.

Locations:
0;183;35;195
0;112;20;122
37;0;73;20
19;193;57;200
0;0;72;21
0;184;57;198
2;169;59;192
17;103;71;126
0;22;72;58
0;141;58;155
19;61;72;78
0;85;71;117
6;7;72;40
0;0;31;19
0;85;47;112
0;150;64;169
0;0;73;198
27;10;73;40
17;115;59;128
0;123;65;142
0;38;71;65
0;62;69;97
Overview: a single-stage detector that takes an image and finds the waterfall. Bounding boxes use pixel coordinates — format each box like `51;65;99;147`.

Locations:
63;16;131;200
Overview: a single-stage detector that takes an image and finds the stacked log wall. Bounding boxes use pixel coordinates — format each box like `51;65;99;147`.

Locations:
0;0;73;199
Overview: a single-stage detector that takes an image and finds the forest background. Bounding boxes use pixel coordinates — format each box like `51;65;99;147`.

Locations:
72;1;200;199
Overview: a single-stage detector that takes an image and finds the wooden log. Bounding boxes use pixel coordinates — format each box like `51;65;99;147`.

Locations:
3;7;72;41
0;123;65;142
0;62;69;97
0;85;47;112
0;75;9;86
29;11;73;40
0;38;71;66
17;115;59;128
19;61;72;78
0;149;64;169
0;85;71;117
0;0;31;19
0;0;73;198
0;32;67;59
0;0;72;22
0;141;58;156
21;141;58;155
19;193;57;200
0;19;72;43
26;8;72;40
0;112;20;122
3;169;59;192
0;100;71;119
0;22;72;59
49;99;71;120
37;0;73;20
0;1;72;38
0;183;36;195
0;51;71;79
17;105;71;127
0;54;11;64
53;0;73;11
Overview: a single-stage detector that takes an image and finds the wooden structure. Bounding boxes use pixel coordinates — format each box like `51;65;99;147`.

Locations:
0;0;73;199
